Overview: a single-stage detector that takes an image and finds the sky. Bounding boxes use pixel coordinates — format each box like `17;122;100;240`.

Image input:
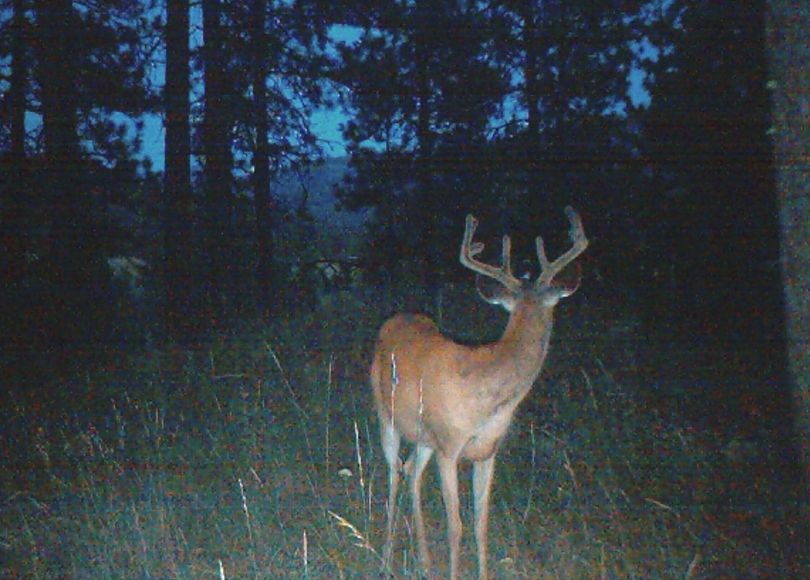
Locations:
138;23;650;173
2;11;652;174
137;23;358;172
139;104;348;172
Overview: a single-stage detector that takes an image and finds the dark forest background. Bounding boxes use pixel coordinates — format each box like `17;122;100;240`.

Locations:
1;0;789;438
1;1;807;576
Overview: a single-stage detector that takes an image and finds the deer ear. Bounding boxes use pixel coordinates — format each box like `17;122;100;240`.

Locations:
548;261;582;297
538;287;566;307
536;262;582;305
476;275;518;312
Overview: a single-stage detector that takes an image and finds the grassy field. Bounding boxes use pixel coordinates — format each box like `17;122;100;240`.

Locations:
1;285;805;578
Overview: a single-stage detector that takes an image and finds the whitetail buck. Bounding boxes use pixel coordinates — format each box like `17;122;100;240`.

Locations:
370;207;588;579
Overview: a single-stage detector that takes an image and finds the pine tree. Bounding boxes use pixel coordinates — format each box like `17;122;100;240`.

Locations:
337;0;507;288
24;0;157;348
226;0;332;316
201;0;237;325
1;0;30;299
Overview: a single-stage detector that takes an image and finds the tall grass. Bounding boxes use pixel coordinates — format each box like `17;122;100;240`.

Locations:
1;285;804;577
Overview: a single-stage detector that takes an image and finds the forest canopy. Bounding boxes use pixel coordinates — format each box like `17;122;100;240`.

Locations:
0;0;782;362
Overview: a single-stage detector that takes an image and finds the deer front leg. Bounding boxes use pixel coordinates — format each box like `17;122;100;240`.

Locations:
473;456;496;580
437;453;463;580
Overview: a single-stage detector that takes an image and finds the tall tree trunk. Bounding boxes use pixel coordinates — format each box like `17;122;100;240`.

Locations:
35;0;108;348
414;0;437;293
2;0;28;286
202;0;234;325
164;0;194;341
550;1;571;213
251;0;276;319
767;0;810;497
521;2;542;205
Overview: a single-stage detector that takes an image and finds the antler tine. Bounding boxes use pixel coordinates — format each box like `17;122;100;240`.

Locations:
501;235;513;277
535;235;550;272
462;215;485;257
535;206;589;287
460;214;521;291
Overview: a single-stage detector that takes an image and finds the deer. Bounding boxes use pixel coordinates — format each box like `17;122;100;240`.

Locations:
370;207;588;579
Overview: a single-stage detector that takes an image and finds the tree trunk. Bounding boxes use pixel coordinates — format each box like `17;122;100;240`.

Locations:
35;0;109;348
251;0;276;319
9;0;26;165
767;0;810;497
414;0;438;293
2;0;28;285
164;0;195;341
521;2;542;204
202;0;235;326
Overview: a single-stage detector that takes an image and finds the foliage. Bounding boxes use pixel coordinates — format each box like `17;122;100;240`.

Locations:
335;0;510;285
0;0;789;357
0;0;162;348
336;0;647;286
223;0;334;172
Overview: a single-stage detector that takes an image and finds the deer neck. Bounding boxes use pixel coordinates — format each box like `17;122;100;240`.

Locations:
469;301;554;408
500;301;554;376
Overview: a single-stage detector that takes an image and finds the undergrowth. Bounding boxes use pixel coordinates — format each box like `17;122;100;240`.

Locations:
0;285;804;578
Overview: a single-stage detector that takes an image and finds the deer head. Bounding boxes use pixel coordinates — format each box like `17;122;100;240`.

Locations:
460;206;587;311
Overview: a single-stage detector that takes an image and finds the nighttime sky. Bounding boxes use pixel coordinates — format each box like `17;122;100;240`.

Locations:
136;23;650;172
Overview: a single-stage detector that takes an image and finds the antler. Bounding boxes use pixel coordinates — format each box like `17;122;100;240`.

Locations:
535;206;589;288
460;214;522;292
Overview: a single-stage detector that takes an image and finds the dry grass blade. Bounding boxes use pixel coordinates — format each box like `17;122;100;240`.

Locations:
327;511;383;565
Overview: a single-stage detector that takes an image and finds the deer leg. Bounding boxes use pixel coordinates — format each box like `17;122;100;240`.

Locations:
408;443;434;573
473;456;496;580
437;453;463;580
380;421;401;570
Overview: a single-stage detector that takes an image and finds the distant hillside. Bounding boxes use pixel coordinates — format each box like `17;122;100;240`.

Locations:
271;157;368;232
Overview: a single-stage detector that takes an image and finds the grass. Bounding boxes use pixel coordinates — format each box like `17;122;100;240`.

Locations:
1;284;806;578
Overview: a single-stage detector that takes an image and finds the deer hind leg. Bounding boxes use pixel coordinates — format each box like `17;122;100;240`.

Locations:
408;443;434;574
473;456;496;580
380;420;401;570
437;453;463;580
